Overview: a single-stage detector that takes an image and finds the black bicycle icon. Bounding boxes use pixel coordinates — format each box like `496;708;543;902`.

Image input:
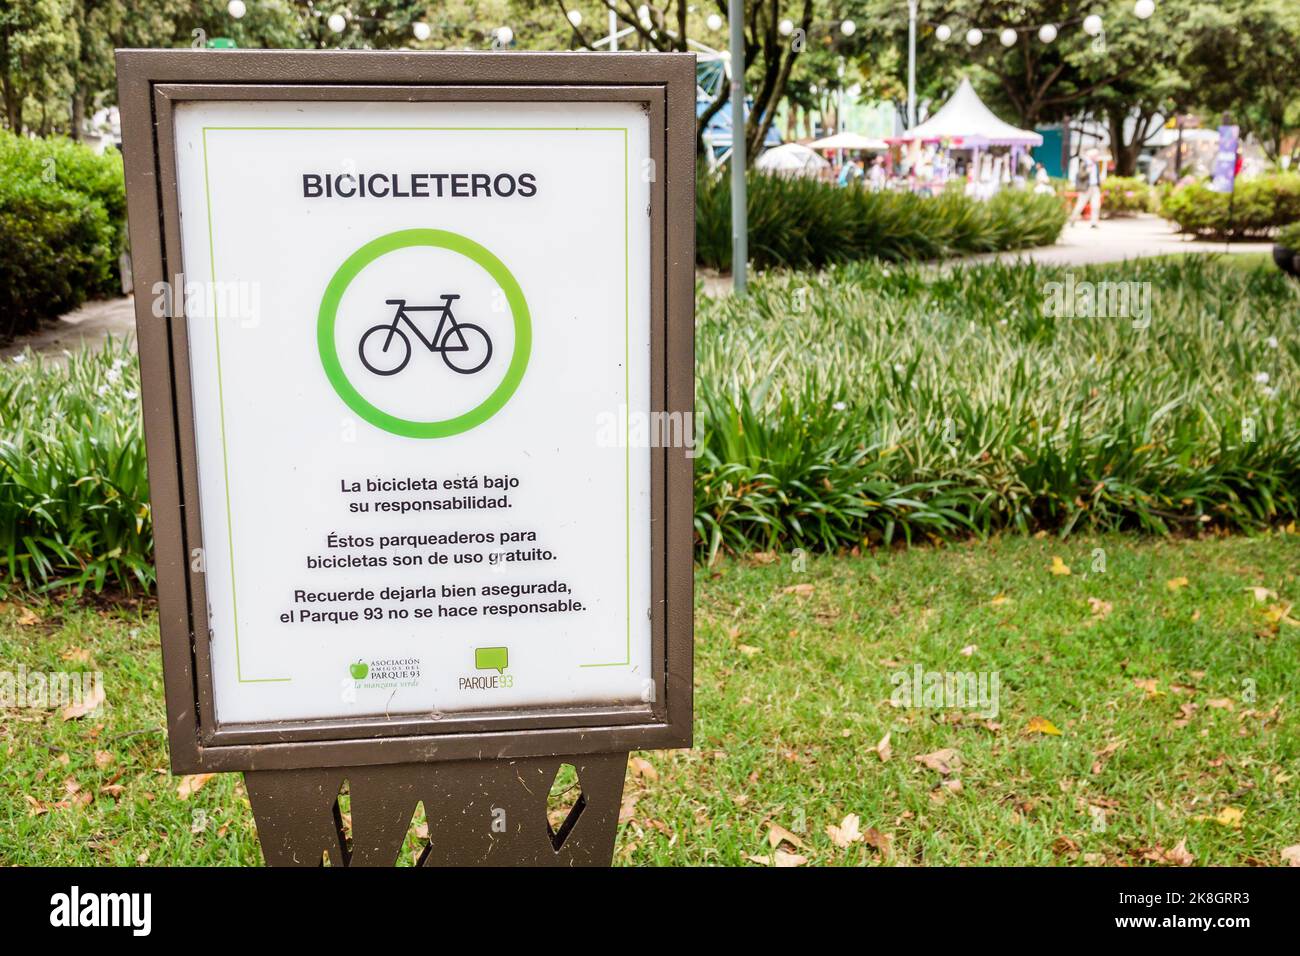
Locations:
358;294;493;376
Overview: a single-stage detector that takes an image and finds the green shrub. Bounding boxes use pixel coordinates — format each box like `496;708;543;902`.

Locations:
695;255;1300;561
1277;222;1300;250
1158;173;1300;239
0;132;126;340
0;340;151;592
1100;175;1153;216
697;168;1067;270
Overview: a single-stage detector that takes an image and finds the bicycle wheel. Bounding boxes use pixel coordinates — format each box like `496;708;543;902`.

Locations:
439;322;492;374
359;324;412;376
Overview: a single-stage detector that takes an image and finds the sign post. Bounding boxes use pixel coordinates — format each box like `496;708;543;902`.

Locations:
116;49;695;867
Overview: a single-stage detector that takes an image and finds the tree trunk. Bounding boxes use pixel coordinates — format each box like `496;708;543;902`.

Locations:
71;87;86;142
1107;110;1142;178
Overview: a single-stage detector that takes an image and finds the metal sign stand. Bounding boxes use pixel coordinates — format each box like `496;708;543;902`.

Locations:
116;50;694;870
245;753;629;867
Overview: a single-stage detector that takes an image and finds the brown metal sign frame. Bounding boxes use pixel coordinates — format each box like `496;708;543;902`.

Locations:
116;50;695;777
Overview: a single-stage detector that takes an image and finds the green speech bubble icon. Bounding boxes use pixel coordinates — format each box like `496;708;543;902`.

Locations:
475;646;509;674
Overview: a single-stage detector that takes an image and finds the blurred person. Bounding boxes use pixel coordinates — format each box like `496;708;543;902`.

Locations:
1070;148;1103;227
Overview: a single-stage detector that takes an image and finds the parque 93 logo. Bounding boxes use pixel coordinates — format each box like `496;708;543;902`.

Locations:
318;229;531;439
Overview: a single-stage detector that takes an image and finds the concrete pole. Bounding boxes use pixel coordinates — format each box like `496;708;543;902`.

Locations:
729;0;747;295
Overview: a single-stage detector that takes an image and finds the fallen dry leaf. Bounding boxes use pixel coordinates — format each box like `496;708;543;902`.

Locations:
1263;603;1300;627
1244;586;1277;603
17;606;41;626
1214;806;1244;829
1049;556;1071;576
767;822;806;850
989;594;1010;606
1192;806;1244;828
862;827;892;856
93;750;114;769
1166;576;1190;591
914;748;961;775
826;813;863;848
1206;698;1235;711
1133;677;1163;698
959;644;977;657
1026;715;1063;736
744;850;807;867
1052;836;1079;857
1087;597;1113;619
24;795;71;816
628;756;658;782
782;583;815;597
737;644;762;656
177;773;216;800
875;731;892;762
1165;839;1195;866
1281;844;1300;867
60;682;105;720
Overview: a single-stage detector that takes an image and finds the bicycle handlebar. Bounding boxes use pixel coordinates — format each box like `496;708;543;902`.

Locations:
385;294;460;307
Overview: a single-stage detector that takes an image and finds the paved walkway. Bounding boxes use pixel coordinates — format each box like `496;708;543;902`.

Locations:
962;213;1273;267
2;295;136;361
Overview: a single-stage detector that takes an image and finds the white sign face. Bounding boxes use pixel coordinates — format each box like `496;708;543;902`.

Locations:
171;99;653;724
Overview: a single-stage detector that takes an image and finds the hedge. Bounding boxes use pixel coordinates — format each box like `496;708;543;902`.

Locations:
0;132;126;340
1100;176;1153;216
1158;173;1300;240
697;170;1067;271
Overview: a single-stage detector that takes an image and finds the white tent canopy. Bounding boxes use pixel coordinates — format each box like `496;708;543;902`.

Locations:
755;143;831;176
807;131;889;152
890;78;1042;148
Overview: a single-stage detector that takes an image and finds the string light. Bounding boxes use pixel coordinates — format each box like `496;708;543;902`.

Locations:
227;0;245;18
567;10;582;27
840;20;856;36
412;21;431;41
327;12;346;33
706;13;723;31
927;4;1155;50
779;18;794;36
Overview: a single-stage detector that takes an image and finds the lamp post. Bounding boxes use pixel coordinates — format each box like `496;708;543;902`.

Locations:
729;0;747;295
907;0;918;128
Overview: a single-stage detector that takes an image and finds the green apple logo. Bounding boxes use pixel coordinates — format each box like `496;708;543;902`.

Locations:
349;660;368;680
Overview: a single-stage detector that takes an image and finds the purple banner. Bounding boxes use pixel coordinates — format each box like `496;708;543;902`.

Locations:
1210;124;1239;193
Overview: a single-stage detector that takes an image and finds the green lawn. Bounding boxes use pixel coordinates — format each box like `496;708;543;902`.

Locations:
2;532;1297;866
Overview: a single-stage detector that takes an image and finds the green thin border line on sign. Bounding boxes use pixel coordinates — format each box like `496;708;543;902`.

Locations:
199;123;637;679
201;128;290;684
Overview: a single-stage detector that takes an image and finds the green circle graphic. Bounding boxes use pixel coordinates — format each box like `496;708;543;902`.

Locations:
318;229;531;438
